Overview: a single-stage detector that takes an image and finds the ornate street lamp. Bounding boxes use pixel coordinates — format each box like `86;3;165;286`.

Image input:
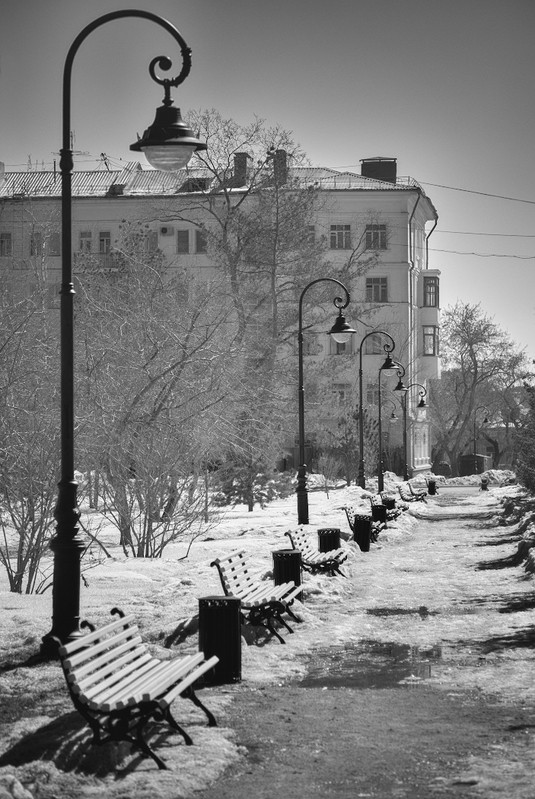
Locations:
356;331;398;489
297;279;355;524
472;406;490;474
377;346;404;492
398;380;427;481
41;10;206;656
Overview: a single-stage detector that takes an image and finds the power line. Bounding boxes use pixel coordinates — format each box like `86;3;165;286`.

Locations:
429;247;535;259
420;181;535;205
436;229;535;238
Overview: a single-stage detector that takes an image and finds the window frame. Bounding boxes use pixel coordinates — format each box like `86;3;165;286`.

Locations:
365;223;387;250
0;232;12;257
423;325;439;356
176;229;190;254
330;224;351;250
366;277;388;303
79;231;92;252
423;275;439;308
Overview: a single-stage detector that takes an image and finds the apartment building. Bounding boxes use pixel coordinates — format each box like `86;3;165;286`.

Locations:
0;154;440;477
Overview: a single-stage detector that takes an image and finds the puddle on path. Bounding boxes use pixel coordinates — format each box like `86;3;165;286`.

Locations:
300;640;443;689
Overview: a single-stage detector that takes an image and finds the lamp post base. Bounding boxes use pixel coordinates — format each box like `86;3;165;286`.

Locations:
40;530;86;657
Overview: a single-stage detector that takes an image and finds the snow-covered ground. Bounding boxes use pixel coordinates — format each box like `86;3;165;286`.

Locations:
0;470;532;798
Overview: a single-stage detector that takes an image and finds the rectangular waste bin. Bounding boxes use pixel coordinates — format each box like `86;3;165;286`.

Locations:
198;596;242;684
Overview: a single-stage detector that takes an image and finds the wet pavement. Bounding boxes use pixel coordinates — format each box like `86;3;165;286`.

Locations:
195;487;535;799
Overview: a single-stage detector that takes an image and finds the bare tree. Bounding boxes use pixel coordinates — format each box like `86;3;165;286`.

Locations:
429;302;531;475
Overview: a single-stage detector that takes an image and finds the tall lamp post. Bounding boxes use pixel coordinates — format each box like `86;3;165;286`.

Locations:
41;10;206;656
357;331;397;489
399;381;427;481
376;341;403;492
472;406;490;474
297;279;355;524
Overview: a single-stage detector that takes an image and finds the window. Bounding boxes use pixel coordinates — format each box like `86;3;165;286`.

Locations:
30;232;44;256
99;231;111;254
332;382;351;402
366;277;388;303
48;232;61;256
366;382;380;406
177;230;190;254
0;233;12;257
195;228;207;254
365;224;387;250
145;231;159;252
364;332;384;354
79;232;92;252
423;276;439;307
423;325;439;355
330;224;351;249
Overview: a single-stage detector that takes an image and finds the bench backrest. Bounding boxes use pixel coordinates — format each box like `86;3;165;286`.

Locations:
211;551;264;596
285;529;316;557
58;613;147;696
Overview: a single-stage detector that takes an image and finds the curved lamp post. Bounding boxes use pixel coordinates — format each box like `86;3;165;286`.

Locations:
377;343;403;492
297;279;355;524
472;406;490;474
41;10;206;656
398;380;427;481
357;331;397;489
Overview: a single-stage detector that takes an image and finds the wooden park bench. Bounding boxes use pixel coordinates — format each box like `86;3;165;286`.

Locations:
210;550;302;644
397;482;427;503
284;529;348;577
56;608;219;770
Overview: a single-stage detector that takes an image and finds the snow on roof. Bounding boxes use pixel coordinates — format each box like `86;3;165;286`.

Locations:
0;164;424;199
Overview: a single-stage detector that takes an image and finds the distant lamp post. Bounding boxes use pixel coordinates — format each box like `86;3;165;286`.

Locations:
472;406;490;474
376;341;402;492
399;381;427;481
297;279;355;524
357;332;397;489
41;10;206;656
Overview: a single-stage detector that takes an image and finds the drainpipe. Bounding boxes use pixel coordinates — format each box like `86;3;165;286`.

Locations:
425;215;438;270
406;191;421;475
408;190;421;372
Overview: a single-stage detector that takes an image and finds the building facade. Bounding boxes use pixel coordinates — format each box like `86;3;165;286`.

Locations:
0;154;440;478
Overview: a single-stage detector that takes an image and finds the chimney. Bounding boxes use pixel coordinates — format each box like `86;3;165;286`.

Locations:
273;149;288;186
233;152;251;186
360;157;397;184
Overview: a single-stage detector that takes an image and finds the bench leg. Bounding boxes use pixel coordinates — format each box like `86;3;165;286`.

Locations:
179;686;218;728
160;706;194;744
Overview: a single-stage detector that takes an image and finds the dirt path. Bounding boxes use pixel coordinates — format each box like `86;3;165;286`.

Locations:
193;490;535;799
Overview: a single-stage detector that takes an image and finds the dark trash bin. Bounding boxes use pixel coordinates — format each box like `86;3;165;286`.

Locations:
382;496;396;510
273;549;302;600
317;527;341;552
198;596;242;684
353;515;372;552
371;505;387;524
480;477;489;491
427;479;437;495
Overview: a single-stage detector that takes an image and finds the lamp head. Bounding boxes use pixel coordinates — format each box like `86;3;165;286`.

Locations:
418;396;426;408
380;354;398;374
393;377;408;391
329;311;356;344
131;102;207;170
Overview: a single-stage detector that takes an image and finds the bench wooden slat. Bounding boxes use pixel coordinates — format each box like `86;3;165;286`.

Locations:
157;655;219;708
75;646;153;693
63;627;142;670
59;615;138;656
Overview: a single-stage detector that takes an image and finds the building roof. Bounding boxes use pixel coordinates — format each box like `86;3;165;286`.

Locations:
0;162;426;199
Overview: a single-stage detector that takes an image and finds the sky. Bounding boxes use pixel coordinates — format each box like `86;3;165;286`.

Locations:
1;0;534;359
